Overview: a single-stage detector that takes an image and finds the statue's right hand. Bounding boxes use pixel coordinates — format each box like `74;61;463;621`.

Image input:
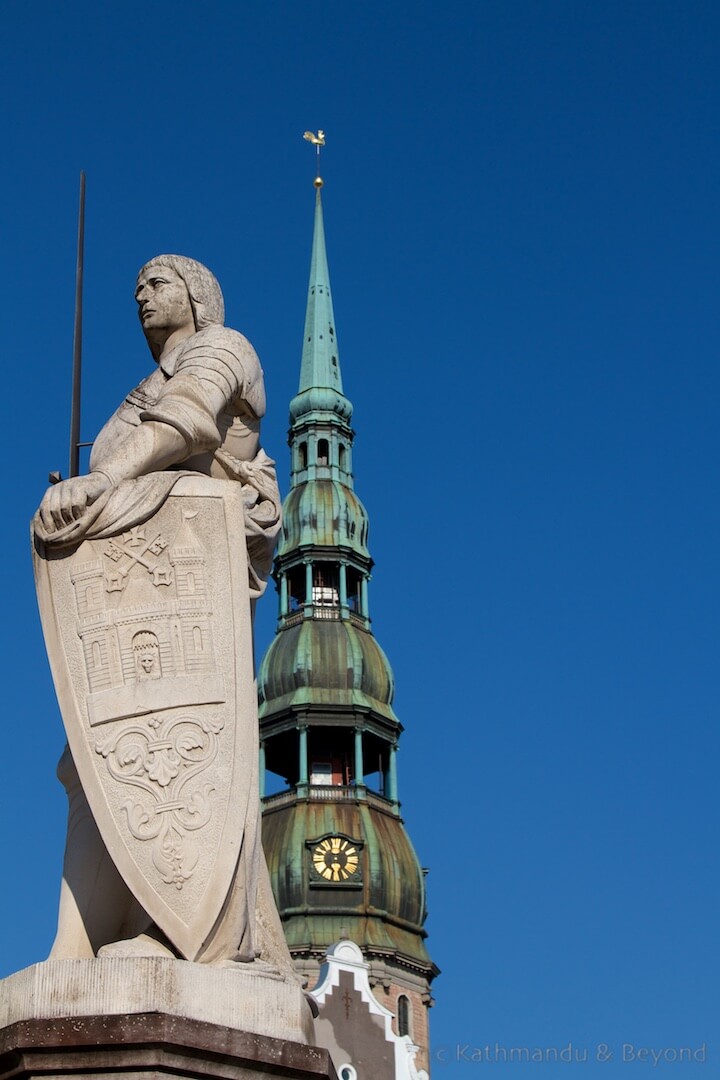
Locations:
38;472;111;534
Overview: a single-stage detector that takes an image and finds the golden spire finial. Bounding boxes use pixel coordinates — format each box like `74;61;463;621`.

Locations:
303;129;326;188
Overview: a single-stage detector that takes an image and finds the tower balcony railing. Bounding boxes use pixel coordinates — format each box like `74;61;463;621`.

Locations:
306;783;355;800
260;789;297;810
262;784;397;811
283;610;305;628
311;604;341;621
281;606;370;629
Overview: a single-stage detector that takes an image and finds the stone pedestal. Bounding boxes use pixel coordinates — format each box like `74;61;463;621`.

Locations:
0;1014;336;1080
0;960;337;1080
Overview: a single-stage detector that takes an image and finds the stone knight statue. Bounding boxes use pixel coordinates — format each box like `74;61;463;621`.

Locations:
32;256;290;968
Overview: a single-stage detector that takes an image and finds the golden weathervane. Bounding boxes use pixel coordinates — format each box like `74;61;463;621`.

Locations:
303;129;326;188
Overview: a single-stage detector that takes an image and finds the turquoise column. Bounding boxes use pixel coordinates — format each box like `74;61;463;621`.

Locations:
361;576;369;620
331;432;338;481
305;562;314;614
259;741;266;799
280;574;288;617
308;435;317;480
388;742;398;805
298;725;309;792
339;563;348;616
354;727;364;787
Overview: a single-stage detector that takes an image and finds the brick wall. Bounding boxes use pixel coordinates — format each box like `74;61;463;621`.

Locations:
371;983;430;1075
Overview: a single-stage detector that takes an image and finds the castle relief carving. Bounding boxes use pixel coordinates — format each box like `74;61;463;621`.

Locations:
72;509;224;727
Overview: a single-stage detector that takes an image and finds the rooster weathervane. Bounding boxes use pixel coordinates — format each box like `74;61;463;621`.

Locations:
303;129;326;188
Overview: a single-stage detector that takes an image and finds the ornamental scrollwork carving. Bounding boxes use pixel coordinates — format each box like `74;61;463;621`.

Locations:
96;712;223;890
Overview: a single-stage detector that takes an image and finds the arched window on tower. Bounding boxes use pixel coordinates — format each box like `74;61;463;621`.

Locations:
298;442;308;470
317;438;329;466
397;995;411;1038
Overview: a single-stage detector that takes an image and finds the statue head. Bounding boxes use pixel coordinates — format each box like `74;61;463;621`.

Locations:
136;255;225;360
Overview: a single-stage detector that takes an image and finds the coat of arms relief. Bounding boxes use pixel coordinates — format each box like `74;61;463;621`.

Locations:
69;504;228;897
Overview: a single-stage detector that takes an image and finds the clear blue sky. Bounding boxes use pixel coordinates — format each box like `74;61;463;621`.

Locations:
2;1;719;1073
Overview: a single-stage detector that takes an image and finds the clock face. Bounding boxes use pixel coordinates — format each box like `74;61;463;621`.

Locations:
312;837;360;882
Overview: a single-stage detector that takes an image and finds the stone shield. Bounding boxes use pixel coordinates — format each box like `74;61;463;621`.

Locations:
33;476;257;961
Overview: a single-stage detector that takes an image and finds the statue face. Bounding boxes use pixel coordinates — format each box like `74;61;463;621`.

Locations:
135;266;194;334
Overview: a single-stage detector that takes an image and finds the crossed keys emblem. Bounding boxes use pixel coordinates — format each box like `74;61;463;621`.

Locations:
103;526;172;592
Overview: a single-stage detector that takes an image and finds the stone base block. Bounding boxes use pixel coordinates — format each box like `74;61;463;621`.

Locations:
0;959;314;1046
0;1013;338;1080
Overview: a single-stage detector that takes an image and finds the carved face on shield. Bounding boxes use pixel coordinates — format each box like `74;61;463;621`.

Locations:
133;631;161;681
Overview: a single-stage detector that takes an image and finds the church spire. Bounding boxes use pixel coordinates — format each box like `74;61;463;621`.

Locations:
288;170;354;494
257;156;437;1075
298;187;344;396
288;174;354;482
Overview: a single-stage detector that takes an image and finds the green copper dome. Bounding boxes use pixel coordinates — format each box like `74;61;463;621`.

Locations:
258;619;396;722
278;480;370;559
262;800;433;974
289;386;353;425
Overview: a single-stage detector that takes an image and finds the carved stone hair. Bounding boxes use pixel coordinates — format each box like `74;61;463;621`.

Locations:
138;254;225;335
